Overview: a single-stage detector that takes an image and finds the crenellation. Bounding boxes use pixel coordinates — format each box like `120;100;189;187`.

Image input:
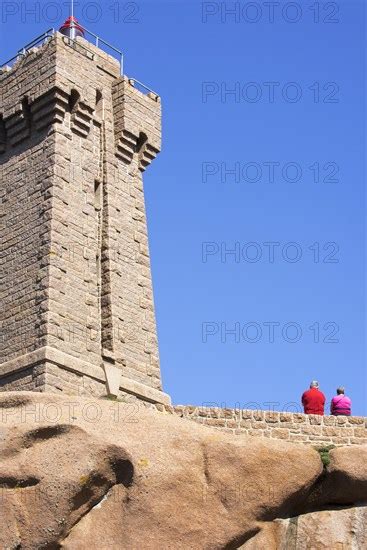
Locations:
112;77;161;172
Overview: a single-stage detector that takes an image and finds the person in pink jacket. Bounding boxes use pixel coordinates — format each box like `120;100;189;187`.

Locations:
330;387;352;416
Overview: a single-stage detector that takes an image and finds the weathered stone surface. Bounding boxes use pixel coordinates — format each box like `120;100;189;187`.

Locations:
0;33;165;404
0;392;366;548
243;507;367;549
307;446;367;508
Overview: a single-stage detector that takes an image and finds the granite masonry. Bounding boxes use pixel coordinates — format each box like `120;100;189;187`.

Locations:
0;32;170;405
159;406;367;447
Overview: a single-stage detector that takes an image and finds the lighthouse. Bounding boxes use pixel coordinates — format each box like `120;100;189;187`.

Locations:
0;21;168;404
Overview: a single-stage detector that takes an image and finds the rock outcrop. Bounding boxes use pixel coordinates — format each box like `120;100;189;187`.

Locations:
0;392;366;549
244;507;367;549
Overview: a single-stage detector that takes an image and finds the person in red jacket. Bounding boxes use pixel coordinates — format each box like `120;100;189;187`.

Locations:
302;380;326;415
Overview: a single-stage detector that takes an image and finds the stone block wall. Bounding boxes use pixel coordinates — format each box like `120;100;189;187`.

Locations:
0;33;169;405
0;38;59;364
159;406;367;447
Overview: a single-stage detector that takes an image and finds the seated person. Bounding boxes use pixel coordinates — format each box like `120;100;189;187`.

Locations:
330;387;352;416
302;380;326;416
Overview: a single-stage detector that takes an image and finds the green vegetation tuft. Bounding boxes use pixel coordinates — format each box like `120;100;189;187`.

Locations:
315;445;336;468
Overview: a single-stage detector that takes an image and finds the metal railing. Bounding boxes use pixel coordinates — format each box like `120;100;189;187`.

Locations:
128;78;159;100
0;26;123;75
81;25;124;75
0;29;55;71
0;27;158;100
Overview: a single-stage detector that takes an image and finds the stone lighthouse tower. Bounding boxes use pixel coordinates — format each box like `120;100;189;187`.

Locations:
0;26;170;405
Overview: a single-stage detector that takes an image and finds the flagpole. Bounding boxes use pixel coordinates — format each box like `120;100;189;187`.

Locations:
70;0;75;39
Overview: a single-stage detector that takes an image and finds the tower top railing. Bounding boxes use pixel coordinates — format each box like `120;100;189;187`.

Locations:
81;25;124;74
0;29;55;70
0;26;124;75
0;27;159;99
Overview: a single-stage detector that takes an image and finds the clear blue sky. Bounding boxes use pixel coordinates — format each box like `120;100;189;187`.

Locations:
1;1;365;415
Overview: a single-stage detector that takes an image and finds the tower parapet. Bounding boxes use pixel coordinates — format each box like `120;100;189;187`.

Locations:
0;32;170;405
